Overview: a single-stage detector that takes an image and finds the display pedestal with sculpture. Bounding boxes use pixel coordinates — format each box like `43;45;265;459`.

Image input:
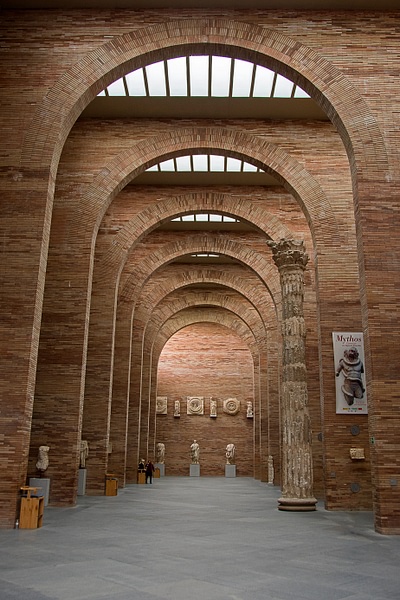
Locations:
225;443;236;477
189;439;200;476
268;239;317;512
30;445;51;506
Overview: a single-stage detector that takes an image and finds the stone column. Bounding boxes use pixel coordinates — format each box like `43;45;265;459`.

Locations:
268;239;317;511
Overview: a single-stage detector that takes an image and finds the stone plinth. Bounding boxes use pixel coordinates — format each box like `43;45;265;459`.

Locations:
190;464;200;477
77;468;87;495
155;463;165;476
29;477;50;506
225;464;236;478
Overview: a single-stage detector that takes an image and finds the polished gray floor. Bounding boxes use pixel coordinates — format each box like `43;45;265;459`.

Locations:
1;477;399;600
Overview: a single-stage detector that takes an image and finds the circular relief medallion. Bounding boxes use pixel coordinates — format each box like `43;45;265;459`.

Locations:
187;397;204;415
223;398;240;416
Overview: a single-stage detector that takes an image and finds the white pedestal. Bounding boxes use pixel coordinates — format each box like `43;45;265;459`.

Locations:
29;477;50;506
225;464;236;478
155;463;165;476
78;468;87;495
190;464;200;477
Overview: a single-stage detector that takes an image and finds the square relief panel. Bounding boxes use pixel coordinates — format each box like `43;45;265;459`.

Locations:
187;396;204;415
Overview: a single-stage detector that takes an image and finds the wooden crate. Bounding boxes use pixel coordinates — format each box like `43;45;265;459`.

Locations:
20;496;44;529
105;475;118;496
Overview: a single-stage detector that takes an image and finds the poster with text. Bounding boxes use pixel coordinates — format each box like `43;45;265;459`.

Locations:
332;332;368;414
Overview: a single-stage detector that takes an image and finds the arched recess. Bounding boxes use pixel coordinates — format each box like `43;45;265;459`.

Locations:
153;308;259;477
122;306;261;482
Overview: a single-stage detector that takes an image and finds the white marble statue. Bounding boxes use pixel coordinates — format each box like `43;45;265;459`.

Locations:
80;440;89;468
190;439;200;464
36;445;50;473
156;442;165;464
226;443;236;465
210;398;217;417
246;401;254;418
174;400;180;417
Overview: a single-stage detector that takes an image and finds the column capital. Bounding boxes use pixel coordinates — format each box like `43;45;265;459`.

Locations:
267;238;309;271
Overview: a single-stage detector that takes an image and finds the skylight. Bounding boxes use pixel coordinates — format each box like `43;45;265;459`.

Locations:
98;55;310;99
146;154;264;173
171;214;240;223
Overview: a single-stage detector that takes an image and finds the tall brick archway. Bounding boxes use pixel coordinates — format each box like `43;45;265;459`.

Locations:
4;17;397;533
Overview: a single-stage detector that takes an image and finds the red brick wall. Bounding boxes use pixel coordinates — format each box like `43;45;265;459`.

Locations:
155;323;255;477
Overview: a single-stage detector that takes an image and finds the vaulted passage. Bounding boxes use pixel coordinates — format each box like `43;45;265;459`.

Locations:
1;3;400;537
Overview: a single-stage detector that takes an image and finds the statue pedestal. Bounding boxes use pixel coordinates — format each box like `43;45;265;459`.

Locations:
225;464;236;478
190;464;200;477
78;468;87;495
155;463;165;476
29;477;50;506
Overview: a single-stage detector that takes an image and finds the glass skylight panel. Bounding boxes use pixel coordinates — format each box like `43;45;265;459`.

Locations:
252;65;275;97
159;159;175;171
274;74;294;98
209;155;225;172
209;214;223;221
195;214;209;221
145;61;167;96
98;90;106;96
107;78;126;96
211;56;231;97
293;86;310;98
192;154;208;171
223;216;237;222
243;162;258;172
232;59;254;97
146;164;159;171
189;56;209;96
167;57;187;96
176;156;191;171
226;157;242;172
125;69;146;96
182;215;195;221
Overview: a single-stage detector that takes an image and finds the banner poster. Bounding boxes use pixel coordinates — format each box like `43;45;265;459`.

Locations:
332;332;368;414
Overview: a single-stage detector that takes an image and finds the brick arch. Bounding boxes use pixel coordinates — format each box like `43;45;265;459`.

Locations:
21;18;388;184
79;129;336;263
118;232;281;309
134;266;275;338
144;291;266;353
153;308;259;364
102;189;300;281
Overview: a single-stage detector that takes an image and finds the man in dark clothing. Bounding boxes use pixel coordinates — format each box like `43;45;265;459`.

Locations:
145;460;155;484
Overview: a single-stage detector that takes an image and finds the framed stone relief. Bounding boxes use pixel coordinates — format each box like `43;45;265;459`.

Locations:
156;396;168;414
187;396;204;415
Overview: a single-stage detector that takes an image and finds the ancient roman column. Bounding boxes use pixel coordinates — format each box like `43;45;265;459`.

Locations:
267;238;317;511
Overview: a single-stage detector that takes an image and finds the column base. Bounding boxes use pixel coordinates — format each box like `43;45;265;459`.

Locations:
278;496;317;512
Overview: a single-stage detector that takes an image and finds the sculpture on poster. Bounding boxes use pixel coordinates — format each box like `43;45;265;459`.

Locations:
332;332;368;414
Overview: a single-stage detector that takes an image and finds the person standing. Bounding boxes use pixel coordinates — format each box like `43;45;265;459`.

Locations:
145;460;155;484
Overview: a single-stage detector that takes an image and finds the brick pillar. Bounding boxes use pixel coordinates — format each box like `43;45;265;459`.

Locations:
268;239;317;512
